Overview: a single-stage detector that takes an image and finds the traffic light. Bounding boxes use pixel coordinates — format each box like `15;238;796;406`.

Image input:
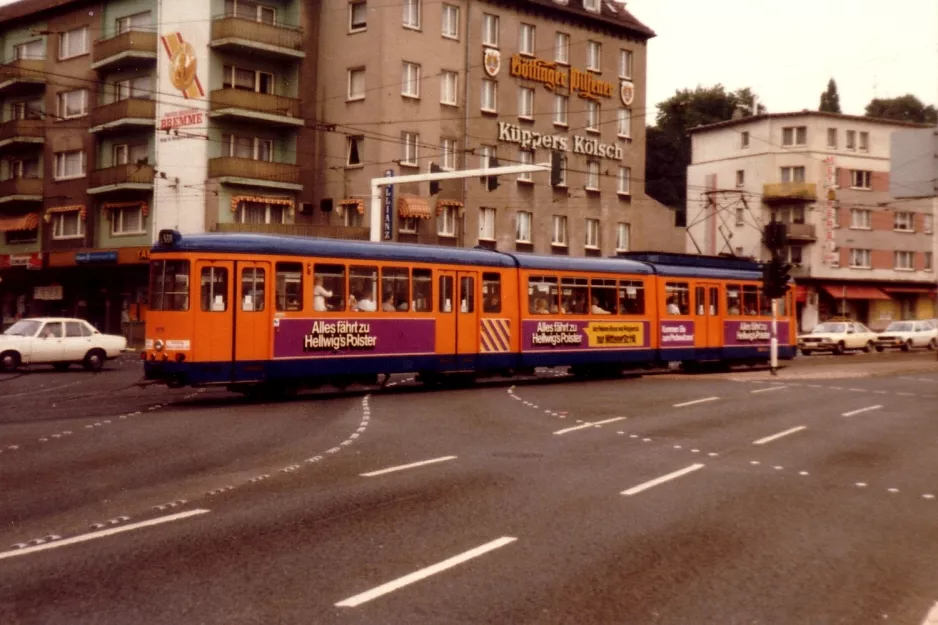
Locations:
486;156;500;191
762;257;792;299
428;162;443;195
762;221;787;255
550;151;564;186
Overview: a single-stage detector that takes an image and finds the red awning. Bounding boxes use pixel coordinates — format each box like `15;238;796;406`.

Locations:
0;212;38;232
795;284;808;303
883;287;936;295
822;285;891;301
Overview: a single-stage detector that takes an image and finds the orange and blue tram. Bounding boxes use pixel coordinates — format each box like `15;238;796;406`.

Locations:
142;230;795;393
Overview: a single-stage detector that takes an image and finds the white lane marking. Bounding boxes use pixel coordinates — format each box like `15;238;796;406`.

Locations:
0;509;210;561
842;405;883;417
621;464;705;496
673;397;719;408
335;536;517;608
751;386;786;394
553;417;626;435
752;425;807;446
920;601;938;625
360;456;457;477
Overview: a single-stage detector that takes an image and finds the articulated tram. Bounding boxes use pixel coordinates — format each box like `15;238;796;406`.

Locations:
142;230;795;394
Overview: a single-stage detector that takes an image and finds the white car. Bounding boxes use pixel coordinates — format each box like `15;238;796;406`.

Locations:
797;321;879;355
874;320;938;352
0;317;127;372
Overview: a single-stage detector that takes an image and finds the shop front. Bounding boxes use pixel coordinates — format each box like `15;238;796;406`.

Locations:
796;281;937;332
0;247;151;346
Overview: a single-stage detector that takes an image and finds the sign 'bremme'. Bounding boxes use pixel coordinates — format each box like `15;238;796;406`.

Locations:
498;122;623;161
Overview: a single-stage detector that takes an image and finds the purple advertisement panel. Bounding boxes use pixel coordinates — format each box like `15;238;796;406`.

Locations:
724;320;791;347
273;318;436;359
660;320;695;348
522;319;650;351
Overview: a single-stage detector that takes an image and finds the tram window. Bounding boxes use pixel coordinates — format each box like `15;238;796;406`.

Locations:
275;262;303;311
529;275;559;314
241;267;265;312
665;282;689;315
412;268;432;311
695;286;705;315
726;285;741;315
590;278;616;315
200;267;229;312
149;260;189;311
559;277;586;314
482;273;501;313
758;289;772;316
350;265;378;312
460;276;475;313
439;274;455;312
741;284;759;315
313;264;345;312
381;267;409;312
618;280;645;315
709;287;719;316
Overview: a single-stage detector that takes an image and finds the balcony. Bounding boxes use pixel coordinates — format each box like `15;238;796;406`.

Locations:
0;177;42;204
208;157;301;190
786;223;817;242
210;16;305;60
209;89;302;127
89;98;157;134
0;59;45;95
762;182;817;203
92;30;158;71
215;222;369;240
790;264;812;279
88;163;155;195
0;119;44;149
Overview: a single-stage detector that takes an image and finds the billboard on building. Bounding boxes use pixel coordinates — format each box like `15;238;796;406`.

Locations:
152;0;211;239
890;129;938;199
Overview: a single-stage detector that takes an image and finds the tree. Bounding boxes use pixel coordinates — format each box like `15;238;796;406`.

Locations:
645;85;766;226
819;79;841;113
865;94;937;124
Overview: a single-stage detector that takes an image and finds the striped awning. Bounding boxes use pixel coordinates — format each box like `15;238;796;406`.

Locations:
0;212;39;232
102;201;150;217
338;198;365;215
44;205;86;222
230;195;294;213
398;195;432;219
436;198;463;216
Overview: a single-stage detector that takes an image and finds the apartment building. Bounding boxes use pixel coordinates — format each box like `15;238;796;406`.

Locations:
686;111;937;332
0;0;681;337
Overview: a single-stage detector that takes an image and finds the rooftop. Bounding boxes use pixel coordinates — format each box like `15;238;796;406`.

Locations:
689;110;932;135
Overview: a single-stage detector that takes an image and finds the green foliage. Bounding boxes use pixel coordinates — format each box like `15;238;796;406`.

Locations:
819;79;841;113
865;94;937;124
645;85;766;225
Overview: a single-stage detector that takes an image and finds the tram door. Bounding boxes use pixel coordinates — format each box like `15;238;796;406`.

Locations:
193;260;234;377
694;283;723;350
233;261;272;379
436;270;480;370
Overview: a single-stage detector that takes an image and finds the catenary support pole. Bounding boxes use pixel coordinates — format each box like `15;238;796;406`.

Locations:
770;297;779;376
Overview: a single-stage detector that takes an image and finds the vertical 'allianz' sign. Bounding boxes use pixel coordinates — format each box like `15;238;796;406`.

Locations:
152;0;211;239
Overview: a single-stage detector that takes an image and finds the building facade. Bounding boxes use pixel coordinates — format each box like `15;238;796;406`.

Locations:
0;0;681;339
686;111;937;332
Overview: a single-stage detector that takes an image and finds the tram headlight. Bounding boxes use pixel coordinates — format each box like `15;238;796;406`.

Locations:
154;339;165;352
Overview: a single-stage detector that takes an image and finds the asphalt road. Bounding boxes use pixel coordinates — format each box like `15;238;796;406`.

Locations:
1;351;937;624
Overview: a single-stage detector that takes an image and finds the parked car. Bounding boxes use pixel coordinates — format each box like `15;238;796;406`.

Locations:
0;317;127;371
874;320;938;352
797;321;879;355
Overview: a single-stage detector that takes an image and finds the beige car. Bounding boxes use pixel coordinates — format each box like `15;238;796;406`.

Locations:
798;321;879;356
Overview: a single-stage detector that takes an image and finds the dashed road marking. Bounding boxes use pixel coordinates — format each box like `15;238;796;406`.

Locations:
621;464;705;496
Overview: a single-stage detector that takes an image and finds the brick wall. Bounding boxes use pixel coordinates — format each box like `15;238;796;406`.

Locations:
870;209;892;231
871;171;889;192
871;249;892;269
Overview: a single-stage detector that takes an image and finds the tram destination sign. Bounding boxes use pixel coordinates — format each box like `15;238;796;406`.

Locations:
497;122;623;161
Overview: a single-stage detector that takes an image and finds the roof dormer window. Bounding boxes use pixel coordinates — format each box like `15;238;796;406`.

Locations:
584;0;600;12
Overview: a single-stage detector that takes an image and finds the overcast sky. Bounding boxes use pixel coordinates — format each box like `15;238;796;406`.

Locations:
627;0;938;124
